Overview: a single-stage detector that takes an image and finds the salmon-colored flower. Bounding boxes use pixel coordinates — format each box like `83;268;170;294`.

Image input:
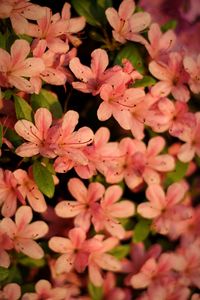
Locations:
0;39;45;93
0;206;48;259
0;283;21;300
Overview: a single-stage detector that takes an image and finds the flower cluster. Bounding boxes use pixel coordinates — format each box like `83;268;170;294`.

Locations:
0;0;200;299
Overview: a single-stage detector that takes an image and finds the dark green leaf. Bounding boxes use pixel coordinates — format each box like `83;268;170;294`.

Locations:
165;160;189;186
161;19;177;32
133;75;156;88
4;128;22;147
17;34;33;43
33;161;55;198
88;281;103;299
18;256;45;268
0;267;9;282
114;43;145;74
4;266;22;284
14;95;33;121
71;0;101;26
3;89;13;100
133;218;151;243
31;89;62;119
109;245;130;260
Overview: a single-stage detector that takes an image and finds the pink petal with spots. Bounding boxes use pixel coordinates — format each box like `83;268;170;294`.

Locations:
15;238;44;259
15;142;40;157
137;202;161;218
55;253;74;273
166;182;188;206
21;221;48;239
105;8;120;31
129;12;151;33
146;184;166;210
34;108;52;139
119;0;135;19
55;201;84;218
11;39;30;64
15;206;32;228
49;237;73;253
69;57;93;82
110;201;135;218
0;218;16;239
91;49;109;77
147;136;165;157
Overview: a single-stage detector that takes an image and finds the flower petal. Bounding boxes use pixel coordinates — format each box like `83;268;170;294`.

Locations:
49;237;73;253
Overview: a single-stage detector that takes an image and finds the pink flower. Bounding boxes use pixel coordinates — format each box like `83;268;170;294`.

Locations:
0;168;25;217
137;182;192;235
55;178;105;232
144;23;176;62
0;206;48;259
31;40;67;92
171;239;200;288
105;0;151;44
49;227;90;274
14;108;54;158
130;253;173;289
69;48;130;95
0;39;45;93
51;110;94;173
0;283;21;300
75;127;121;179
87;236;121;286
106;136;175;189
13;168;47;213
92;185;135;239
0;227;13;268
98;83;145;139
177;112;200;162
24;7;69;53
22;279;67;300
61;3;86;47
149;52;190;102
0;0;45;34
184;54;200;94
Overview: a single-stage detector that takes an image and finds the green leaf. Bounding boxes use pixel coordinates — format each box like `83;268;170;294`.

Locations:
0;267;9;282
18;256;45;268
114;43;145;74
161;19;177;32
109;245;130;260
133;75;157;88
4;266;22;284
0;29;10;50
4;128;22;147
71;0;101;26
93;0;113;25
3;89;13;100
17;34;33;43
33;161;55;198
88;281;103;299
165;160;189;186
14;95;33;121
0;124;3;148
31;89;62;119
133;218;151;243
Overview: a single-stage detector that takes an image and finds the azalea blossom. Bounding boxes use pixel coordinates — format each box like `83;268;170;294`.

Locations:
149;52;190;102
0;168;25;217
23;7;69;54
69;48;130;95
0;206;48;259
55;178;105;232
105;136;175;189
87;235;121;286
144;23;176;62
130;253;173;289
0;39;45;93
22;279;67;300
0;0;46;34
183;54;200;94
0;227;13;268
0;283;21;300
14;107;54;158
92;185;135;239
51;110;94;173
177;112;200;162
137;182;192;235
105;0;151;44
13;168;47;213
